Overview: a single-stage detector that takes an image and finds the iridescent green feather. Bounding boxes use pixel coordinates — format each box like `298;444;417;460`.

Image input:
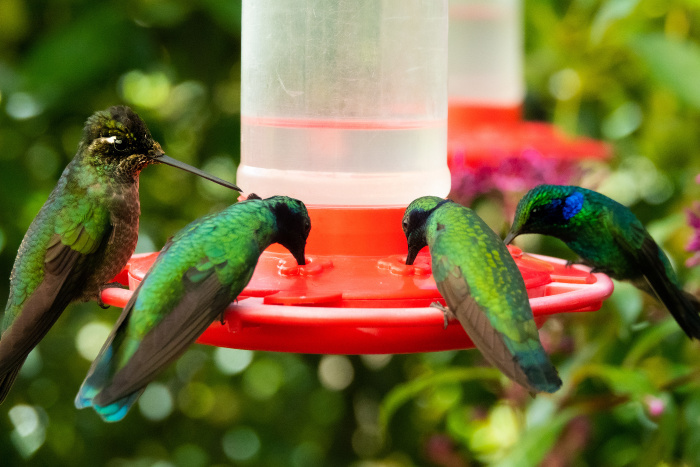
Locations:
76;195;310;421
404;196;561;393
117;201;272;368
4;169;112;329
507;184;700;339
427;203;544;355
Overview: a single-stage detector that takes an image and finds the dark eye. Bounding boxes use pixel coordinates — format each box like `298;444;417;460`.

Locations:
402;220;409;231
113;138;128;152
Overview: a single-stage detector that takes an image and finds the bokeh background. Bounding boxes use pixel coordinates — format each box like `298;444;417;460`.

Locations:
2;0;700;465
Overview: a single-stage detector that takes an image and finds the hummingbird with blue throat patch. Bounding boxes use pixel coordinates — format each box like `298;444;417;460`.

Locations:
505;184;700;339
1;105;241;404
403;196;561;393
76;194;310;421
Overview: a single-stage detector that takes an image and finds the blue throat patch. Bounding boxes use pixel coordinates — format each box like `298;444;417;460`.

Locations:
562;191;584;220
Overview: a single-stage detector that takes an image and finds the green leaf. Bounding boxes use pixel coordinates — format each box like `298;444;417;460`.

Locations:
636;393;677;467
632;33;700;110
590;0;641;44
682;392;700;462
573;364;657;397
201;0;242;34
622;318;678;368
19;4;145;107
491;408;580;467
378;367;501;434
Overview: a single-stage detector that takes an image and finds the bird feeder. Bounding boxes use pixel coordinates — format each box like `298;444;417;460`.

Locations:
446;0;610;204
101;0;613;354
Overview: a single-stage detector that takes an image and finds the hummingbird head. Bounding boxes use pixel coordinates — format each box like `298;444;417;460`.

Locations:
267;196;311;266
81;106;240;190
505;184;585;244
402;196;450;265
81;106;161;177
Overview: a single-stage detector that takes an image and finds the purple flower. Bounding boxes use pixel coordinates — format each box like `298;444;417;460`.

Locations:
447;122;611;219
685;174;700;267
449;150;583;205
686;201;700;268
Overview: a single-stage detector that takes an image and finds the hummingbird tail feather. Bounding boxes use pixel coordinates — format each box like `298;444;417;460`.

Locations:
637;238;700;339
75;346;114;409
91;392;142;422
512;348;562;394
643;273;700;339
448;290;561;393
75;347;143;422
0;361;24;405
76;345;139;421
639;274;700;340
678;290;700;338
436;272;561;393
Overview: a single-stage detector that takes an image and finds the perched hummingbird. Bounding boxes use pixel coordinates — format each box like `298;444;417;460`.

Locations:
505;184;700;339
403;196;561;393
1;106;241;404
76;195;310;421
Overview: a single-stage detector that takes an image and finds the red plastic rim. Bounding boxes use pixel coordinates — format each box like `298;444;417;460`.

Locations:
101;242;613;354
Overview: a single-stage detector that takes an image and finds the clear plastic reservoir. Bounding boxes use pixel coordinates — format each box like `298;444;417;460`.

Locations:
238;0;451;205
448;0;522;108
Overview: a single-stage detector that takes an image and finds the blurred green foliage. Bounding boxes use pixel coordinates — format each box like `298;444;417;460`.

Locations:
2;0;700;466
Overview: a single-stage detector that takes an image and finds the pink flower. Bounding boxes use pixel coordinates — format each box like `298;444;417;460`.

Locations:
644;395;665;417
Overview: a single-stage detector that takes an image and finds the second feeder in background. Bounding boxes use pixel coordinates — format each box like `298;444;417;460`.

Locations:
237;0;451;206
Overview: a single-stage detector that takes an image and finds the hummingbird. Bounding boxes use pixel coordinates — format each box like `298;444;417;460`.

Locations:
1;106;241;404
403;196;561;393
75;194;310;421
505;184;700;339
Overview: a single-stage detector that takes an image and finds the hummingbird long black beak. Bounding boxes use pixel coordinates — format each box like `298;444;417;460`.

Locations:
504;230;518;245
405;245;420;266
155;154;241;192
292;244;307;266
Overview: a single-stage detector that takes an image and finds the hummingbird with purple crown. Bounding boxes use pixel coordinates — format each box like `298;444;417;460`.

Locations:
1;105;240;404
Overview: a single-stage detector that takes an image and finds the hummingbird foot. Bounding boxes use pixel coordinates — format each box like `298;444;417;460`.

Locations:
219;299;236;325
565;258;587;269
430;302;455;329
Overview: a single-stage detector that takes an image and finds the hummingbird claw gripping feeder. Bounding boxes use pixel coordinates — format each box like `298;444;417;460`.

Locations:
102;0;613;354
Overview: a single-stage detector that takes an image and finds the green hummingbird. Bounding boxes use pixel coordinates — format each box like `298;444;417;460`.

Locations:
75;194;310;421
403;196;561;393
505;184;700;339
1;106;241;404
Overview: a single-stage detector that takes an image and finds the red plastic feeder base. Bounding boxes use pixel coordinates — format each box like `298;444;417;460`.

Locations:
101;206;614;355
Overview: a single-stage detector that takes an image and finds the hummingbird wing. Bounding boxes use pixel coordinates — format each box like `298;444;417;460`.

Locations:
97;267;232;405
431;217;561;393
0;199;113;379
611;213;700;339
77;236;252;421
